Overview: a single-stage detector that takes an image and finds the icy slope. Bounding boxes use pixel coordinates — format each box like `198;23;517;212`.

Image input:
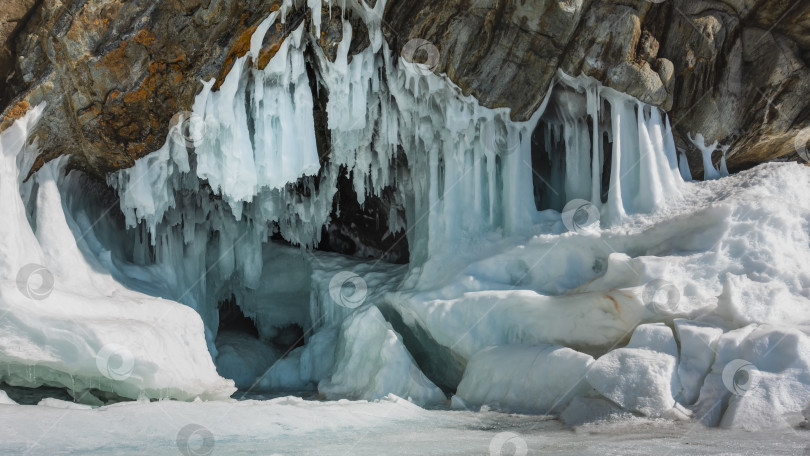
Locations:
0;108;235;402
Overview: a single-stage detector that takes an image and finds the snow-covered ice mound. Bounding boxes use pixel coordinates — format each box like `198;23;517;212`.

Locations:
0;108;235;402
388;162;810;428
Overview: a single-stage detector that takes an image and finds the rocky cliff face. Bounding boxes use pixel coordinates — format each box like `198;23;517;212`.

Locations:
382;0;810;177
1;0;808;181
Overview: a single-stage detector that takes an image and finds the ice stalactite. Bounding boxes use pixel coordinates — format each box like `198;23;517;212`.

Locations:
531;72;683;226
678;149;694;181
102;0;688;376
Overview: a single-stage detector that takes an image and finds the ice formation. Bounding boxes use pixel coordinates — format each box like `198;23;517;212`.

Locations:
452;345;594;414
1;0;809;434
0;107;235;402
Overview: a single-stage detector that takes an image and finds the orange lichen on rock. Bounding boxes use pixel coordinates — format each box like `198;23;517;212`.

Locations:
3;100;30;123
95;41;131;80
257;43;281;69
133;29;156;47
213;21;259;90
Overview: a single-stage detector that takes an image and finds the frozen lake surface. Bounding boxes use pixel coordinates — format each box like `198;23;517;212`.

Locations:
0;395;807;455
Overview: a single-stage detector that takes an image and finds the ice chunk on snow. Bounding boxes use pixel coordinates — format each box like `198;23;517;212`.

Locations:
586;348;681;417
586;324;684;418
453;344;594;414
694;325;810;430
391;288;652;361
319;306;445;406
674;319;723;405
625;323;678;356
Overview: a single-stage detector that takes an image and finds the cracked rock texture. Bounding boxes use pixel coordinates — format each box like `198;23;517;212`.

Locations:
1;0;809;180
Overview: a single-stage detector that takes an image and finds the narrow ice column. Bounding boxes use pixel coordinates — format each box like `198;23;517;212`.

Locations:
651;108;683;194
605;97;628;224
587;85;603;207
501;127;534;236
635;103;665;213
678;150;693;181
563;117;592;203
688;133;721;180
617;99;640;214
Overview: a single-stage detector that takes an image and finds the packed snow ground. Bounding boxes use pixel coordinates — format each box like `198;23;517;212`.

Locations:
0;395;808;455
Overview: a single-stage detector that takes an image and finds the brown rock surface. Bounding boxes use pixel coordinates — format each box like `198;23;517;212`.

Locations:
1;0;284;178
1;0;809;180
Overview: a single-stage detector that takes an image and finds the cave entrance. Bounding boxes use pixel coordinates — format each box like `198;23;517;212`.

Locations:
214;295;311;391
218;295;258;338
270;324;305;354
529;86;614;211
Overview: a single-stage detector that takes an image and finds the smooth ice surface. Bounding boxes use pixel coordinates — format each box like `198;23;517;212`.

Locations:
0;390;16;405
0;397;808;455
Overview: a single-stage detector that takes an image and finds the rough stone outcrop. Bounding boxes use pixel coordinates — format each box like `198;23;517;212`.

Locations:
382;0;810;177
1;0;286;178
1;0;809;180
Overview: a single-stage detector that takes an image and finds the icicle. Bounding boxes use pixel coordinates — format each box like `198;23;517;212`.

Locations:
678;149;693;181
105;3;690;328
587;84;602;208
